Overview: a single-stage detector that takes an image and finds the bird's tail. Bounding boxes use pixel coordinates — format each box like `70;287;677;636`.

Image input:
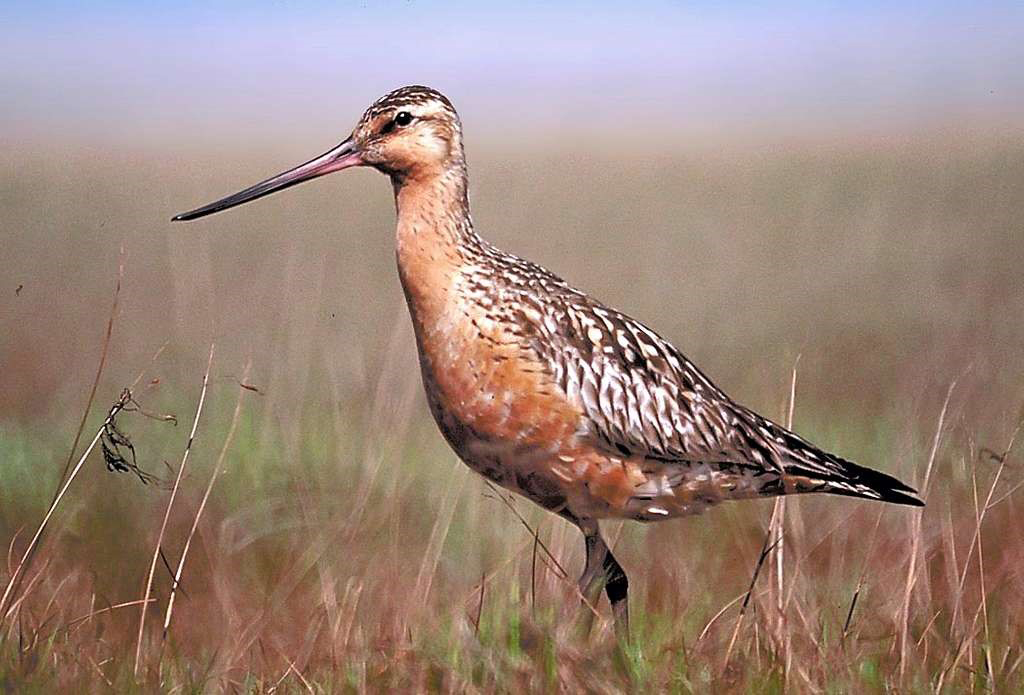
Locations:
794;458;925;507
748;413;925;507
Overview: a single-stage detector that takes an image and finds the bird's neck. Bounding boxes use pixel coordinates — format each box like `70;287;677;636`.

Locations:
392;167;485;319
393;165;479;248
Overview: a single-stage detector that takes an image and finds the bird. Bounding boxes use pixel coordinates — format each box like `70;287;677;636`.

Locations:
173;85;923;639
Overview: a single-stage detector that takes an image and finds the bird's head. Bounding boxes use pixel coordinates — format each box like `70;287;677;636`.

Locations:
353;85;464;179
172;85;463;222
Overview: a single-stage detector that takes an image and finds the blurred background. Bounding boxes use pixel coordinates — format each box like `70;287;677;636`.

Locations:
1;1;1023;690
3;0;1022;420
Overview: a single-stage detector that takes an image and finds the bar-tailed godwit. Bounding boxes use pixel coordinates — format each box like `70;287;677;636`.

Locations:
174;85;923;638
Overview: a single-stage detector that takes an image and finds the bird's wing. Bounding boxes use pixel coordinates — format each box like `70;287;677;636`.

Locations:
490;252;920;505
524;289;840;475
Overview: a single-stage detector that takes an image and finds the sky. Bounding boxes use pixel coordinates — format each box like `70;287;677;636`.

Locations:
1;1;1022;145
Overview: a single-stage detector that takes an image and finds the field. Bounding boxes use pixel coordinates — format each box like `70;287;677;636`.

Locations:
2;132;1023;692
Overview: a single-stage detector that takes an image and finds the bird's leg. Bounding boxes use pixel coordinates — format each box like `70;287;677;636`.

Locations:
574;518;630;641
603;542;630;641
576;522;605;634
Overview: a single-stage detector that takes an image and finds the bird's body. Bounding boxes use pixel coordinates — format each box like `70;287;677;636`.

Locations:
406;234;772;523
392;129;918;524
175;85;923;637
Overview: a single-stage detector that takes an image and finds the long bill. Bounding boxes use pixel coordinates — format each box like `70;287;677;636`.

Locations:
172;137;362;221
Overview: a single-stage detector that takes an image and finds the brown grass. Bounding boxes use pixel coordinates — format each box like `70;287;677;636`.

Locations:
1;133;1023;691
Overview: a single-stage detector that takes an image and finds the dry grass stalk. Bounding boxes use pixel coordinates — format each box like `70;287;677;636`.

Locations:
842;509;884;642
898;378;957;681
481;481;602;628
721;531;779;672
62;598;157;634
0;389;133;626
129;342;169;391
953;424;1020;626
162;360;253;641
133;343;215;677
3;143;1023;691
484;481;568;580
970;466;994;686
772;355;801;679
411;460;468;618
0;257;125;627
720;355;801;676
697;591;747;642
473;572;486;635
51;248;124;502
945;423;1020;683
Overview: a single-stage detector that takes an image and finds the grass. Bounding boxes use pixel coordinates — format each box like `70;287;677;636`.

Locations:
1;132;1023;691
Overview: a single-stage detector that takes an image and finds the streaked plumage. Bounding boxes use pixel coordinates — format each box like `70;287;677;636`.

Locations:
174;84;923;639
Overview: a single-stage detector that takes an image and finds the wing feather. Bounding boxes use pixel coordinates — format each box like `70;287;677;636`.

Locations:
483;248;921;505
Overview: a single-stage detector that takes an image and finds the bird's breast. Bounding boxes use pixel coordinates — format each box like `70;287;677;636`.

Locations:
402;266;582;453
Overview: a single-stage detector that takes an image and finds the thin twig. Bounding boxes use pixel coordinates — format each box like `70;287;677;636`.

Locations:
134;344;215;677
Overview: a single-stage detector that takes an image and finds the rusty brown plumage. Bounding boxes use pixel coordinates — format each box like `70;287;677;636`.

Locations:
174;84;923;639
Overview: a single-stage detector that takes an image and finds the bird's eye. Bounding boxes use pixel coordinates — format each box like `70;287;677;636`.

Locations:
394;111;413;127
